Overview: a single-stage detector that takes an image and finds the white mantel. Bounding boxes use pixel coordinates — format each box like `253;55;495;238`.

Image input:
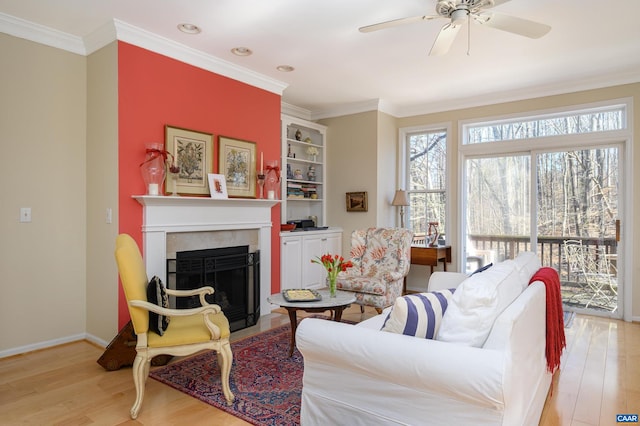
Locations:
134;195;280;315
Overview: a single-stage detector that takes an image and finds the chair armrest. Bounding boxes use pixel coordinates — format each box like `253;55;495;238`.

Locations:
129;299;221;317
165;286;215;306
382;270;404;283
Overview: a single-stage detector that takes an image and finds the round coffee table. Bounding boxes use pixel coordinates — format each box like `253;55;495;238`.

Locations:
268;289;356;356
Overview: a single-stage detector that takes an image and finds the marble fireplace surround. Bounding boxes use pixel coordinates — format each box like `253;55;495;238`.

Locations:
134;196;280;316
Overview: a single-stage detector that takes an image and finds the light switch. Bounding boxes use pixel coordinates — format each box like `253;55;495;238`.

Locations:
106;208;112;224
20;207;32;223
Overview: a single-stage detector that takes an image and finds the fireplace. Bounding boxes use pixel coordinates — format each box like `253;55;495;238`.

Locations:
167;246;260;332
134;196;279;320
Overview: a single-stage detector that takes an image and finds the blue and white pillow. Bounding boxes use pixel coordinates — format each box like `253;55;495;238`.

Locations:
381;289;455;339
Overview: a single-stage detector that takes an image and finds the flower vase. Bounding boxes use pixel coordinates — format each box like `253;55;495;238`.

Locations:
170;173;180;197
328;276;337;298
264;160;280;200
140;142;166;195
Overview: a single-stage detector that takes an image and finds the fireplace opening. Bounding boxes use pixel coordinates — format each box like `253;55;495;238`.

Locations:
166;246;260;332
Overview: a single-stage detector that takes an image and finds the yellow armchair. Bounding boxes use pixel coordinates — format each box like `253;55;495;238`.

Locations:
114;234;234;419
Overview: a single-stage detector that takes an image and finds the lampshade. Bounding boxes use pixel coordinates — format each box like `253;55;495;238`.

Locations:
391;189;409;206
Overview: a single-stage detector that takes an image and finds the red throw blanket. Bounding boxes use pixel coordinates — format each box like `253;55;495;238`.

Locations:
529;267;566;374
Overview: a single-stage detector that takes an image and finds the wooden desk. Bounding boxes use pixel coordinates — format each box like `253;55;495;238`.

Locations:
405;245;452;294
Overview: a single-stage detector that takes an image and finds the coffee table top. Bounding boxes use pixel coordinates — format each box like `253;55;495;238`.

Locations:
268;289;356;308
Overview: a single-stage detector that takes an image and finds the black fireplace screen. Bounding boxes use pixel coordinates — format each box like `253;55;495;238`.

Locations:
166;246;260;332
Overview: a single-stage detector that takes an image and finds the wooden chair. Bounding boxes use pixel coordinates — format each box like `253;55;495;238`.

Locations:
114;234;234;419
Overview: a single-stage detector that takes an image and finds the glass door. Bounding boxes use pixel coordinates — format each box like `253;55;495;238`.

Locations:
536;147;619;314
464;146;620;317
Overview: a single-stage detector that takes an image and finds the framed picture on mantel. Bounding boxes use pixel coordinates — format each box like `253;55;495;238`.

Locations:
165;125;213;195
218;136;257;198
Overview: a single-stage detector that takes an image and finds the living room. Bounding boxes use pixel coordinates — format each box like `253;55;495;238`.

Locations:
1;1;639;424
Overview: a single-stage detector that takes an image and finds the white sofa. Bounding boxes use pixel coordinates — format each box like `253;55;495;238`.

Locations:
296;252;553;426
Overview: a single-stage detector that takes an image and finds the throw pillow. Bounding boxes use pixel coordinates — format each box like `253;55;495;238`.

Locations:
437;259;523;347
147;276;170;335
381;289;455;339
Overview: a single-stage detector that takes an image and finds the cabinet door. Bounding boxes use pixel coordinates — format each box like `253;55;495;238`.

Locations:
302;235;326;289
280;236;303;290
324;232;342;257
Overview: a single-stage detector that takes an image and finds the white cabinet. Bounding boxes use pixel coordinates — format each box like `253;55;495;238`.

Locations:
280;229;342;290
281;115;327;226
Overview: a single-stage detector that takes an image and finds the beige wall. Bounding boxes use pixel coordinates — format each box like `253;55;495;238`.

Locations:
0;34;88;353
321;111;382;254
86;42;119;343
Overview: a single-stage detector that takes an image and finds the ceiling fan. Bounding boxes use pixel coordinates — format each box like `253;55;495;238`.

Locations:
359;0;551;56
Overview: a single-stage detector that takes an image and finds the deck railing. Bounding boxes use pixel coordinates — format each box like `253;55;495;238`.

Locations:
467;234;618;311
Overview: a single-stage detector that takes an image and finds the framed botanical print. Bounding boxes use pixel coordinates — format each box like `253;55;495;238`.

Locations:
218;136;257;198
165;125;213;195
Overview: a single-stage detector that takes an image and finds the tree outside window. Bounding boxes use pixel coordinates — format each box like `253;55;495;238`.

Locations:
406;130;447;243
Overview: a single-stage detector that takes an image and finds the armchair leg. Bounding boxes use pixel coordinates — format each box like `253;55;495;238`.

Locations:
130;354;149;419
217;341;235;405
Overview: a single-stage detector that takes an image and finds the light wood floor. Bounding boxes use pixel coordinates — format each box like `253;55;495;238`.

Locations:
1;307;638;425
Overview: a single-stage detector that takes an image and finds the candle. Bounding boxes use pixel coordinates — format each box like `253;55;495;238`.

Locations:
267;190;275;200
148;183;159;195
260;152;264;172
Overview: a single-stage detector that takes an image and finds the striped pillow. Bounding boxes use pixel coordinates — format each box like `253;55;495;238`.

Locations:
381;289;455;339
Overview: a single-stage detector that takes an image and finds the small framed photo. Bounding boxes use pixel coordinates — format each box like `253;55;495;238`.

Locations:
346;191;368;212
207;174;228;199
218;136;257;198
165;125;214;195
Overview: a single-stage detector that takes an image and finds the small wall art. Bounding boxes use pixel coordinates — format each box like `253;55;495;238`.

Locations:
346;191;368;212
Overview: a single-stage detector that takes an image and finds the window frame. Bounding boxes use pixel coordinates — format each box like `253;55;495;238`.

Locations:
398;123;452;243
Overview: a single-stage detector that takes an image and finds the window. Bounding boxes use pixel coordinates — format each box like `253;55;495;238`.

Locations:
465;104;626;144
404;128;447;243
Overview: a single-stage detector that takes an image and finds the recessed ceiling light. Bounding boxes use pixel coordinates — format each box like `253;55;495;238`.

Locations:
177;23;201;34
231;47;253;56
277;65;295;72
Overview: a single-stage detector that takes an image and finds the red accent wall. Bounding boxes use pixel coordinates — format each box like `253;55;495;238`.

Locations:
117;42;281;328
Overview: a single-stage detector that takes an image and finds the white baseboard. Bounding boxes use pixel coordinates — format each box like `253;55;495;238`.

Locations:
0;333;107;359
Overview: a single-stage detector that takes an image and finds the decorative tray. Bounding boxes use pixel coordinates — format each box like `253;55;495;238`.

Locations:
282;289;322;302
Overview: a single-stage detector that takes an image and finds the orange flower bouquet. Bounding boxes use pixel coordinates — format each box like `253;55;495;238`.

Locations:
311;254;354;297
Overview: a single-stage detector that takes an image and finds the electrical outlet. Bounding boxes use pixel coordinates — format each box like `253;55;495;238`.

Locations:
20;207;32;223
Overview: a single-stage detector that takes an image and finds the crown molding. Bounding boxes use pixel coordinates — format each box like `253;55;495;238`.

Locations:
112;20;288;96
0;13;287;96
281;102;312;120
0;12;85;55
310;99;400;120
394;67;640;118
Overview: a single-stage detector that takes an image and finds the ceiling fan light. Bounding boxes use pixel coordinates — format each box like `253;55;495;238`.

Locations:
451;9;469;25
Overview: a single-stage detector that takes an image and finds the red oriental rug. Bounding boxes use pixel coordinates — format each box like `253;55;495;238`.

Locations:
149;323;304;426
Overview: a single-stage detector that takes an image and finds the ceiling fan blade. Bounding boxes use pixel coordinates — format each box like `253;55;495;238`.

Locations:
359;15;439;33
475;12;551;38
490;0;513;7
429;23;462;56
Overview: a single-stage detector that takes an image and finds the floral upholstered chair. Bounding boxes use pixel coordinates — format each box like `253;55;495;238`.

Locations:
336;227;413;313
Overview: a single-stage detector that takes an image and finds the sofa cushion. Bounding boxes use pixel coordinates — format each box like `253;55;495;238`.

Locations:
147;276;170;335
437;258;525;347
381;289;455;339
